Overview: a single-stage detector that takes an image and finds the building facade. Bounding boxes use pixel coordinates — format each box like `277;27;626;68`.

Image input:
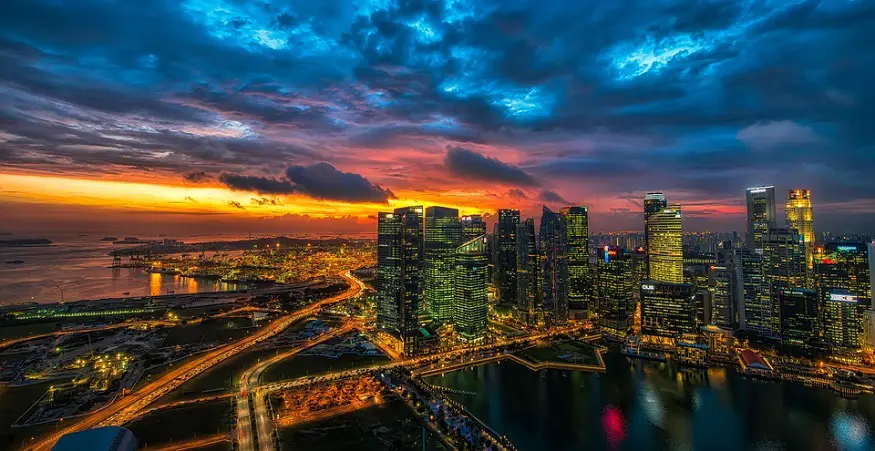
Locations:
746;186;777;251
496;209;520;305
563;206;591;313
646;204;684;284
597;246;635;338
822;289;861;357
424;207;460;325
460;214;487;242
540;206;569;325
644;192;667;276
640;280;697;338
785;189;816;270
778;288;818;349
455;236;489;342
515;218;539;326
816;242;872;309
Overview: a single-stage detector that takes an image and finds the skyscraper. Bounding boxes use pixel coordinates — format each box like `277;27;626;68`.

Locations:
644;192;667;275
496;209;520;305
562;206;591;313
816;242;872;308
597;246;635;338
377;212;403;334
785;189;816;269
376;206;424;356
741;249;771;336
761;228;807;337
540;206;569;325
778;288;818;349
647;204;684;284
515;218;539;325
454;235;489;342
460;214;487;241
746;186;776;251
640;281;697;338
424;207;460;325
822;289;861;358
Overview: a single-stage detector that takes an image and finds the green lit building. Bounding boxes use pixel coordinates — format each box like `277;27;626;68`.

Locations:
597;246;635;338
424;206;460;325
640;280;696;338
644;192;667;275
562;206;591;313
816;243;872;308
455;235;489;342
762;228;807;336
377;212;403;334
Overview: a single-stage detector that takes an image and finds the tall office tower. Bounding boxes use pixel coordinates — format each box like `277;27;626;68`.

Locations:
710;242;743;330
424;207;460;325
741;249;773;336
745;186;777;251
540;206;569;325
392;206;424;355
377;212;403;334
786;189;816;270
870;242;875;306
597;246;636;338
816;243;872;308
454;236;489;342
822;289;861;356
515;218;539;325
640;281;697;338
644;192;668;275
460;215;487;241
762;228;807;336
647;204;684;284
631;247;648;289
496;209;520;305
562;206;591;312
778;288;818;349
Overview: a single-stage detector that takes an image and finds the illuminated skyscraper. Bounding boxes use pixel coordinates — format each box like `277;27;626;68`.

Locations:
745;186;776;251
454;235;489;342
424;207;460;325
761;228;806;337
647;204;684;284
822;289;861;357
376;206;423;356
515;218;539;325
741;249;771;336
816;243;872;308
562;206;591;313
640;281;697;338
597;246;635;338
644;192;667;275
460;215;487;241
540;206;569;325
785;189;816;270
778;288;818;349
497;209;520;305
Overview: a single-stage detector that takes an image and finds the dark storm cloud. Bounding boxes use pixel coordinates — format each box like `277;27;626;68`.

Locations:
183;171;211;183
538;190;570;205
285;162;394;203
444;146;538;186
1;0;874;229
219;173;295;194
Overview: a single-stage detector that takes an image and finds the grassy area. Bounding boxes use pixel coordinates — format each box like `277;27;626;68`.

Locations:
161;318;257;347
158;348;281;403
262;354;389;383
0;323;58;340
277;400;446;451
125;400;232;448
516;340;600;365
0;382;52;449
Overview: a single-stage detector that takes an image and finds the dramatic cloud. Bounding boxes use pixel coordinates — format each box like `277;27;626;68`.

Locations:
228;200;245;210
538;190;570;205
0;0;873;231
444;146;538;187
285;162;394;204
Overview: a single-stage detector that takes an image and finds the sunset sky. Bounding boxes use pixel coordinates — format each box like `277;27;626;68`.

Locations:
1;0;874;235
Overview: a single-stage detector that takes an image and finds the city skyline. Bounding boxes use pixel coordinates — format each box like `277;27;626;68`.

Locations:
2;0;875;234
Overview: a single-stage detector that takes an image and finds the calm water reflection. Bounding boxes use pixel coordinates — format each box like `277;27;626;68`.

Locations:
425;350;875;451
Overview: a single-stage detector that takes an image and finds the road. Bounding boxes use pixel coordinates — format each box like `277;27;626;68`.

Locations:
26;270;365;451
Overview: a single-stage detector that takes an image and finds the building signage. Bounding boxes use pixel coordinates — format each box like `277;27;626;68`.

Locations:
642;284;655;291
830;293;858;302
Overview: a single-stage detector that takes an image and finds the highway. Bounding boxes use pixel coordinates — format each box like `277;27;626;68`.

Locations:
26;270;365;451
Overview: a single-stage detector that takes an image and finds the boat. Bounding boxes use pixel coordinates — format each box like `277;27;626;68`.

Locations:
5;260;24;264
